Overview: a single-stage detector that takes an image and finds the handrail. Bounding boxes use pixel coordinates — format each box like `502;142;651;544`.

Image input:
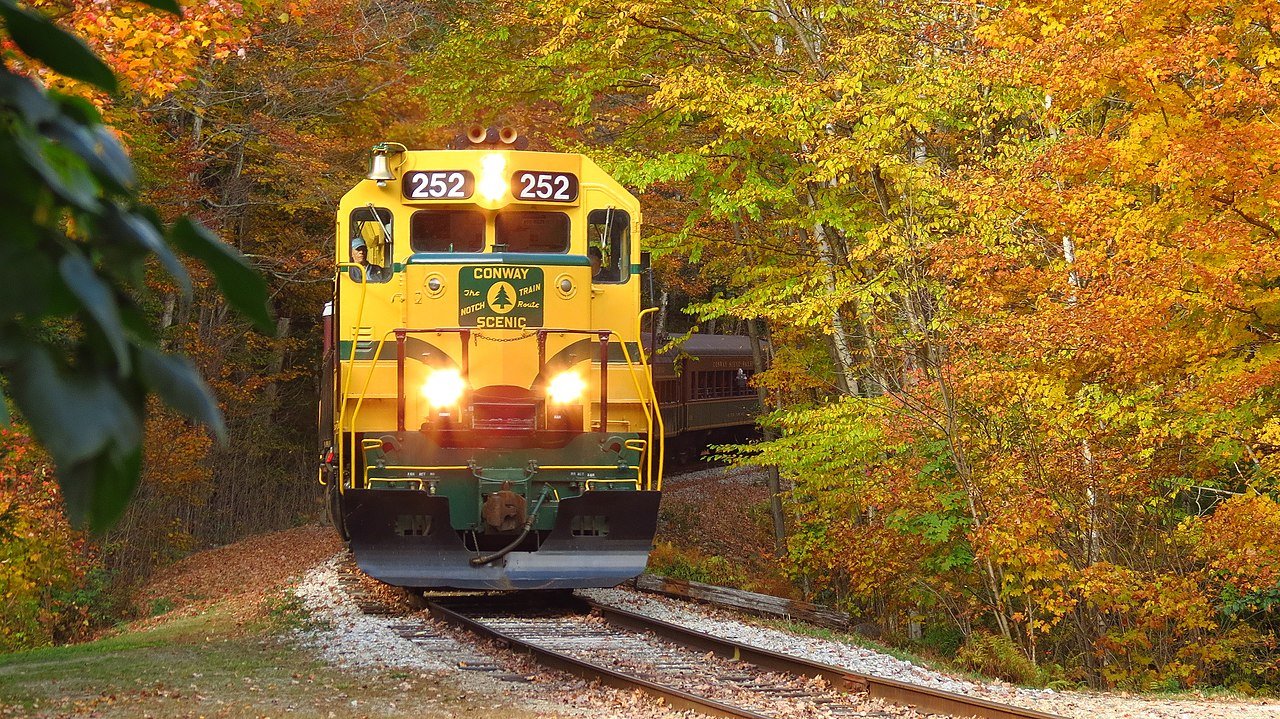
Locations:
636;307;665;491
606;330;658;490
636;307;655;486
537;464;639;471
365;463;472;486
532;327;656;489
363;463;639;491
346;329;396;492
334;262;372;496
585;479;641;490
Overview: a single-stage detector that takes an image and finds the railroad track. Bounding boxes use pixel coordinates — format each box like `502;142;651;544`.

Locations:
333;557;1063;719
423;592;1068;719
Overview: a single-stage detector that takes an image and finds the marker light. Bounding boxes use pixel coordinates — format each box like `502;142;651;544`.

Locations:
477;153;507;202
547;371;587;404
421;369;466;408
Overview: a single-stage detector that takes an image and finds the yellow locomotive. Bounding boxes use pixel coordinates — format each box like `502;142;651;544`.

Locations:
319;127;664;589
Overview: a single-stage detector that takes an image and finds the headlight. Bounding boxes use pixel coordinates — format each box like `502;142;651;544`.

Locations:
421;369;466;408
477;153;507;202
547;371;587;404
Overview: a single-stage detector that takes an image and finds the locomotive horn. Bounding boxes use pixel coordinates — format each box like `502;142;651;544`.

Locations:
466;125;488;144
499;126;519;144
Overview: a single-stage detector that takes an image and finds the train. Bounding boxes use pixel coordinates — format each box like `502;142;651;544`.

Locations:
318;127;759;590
652;334;762;463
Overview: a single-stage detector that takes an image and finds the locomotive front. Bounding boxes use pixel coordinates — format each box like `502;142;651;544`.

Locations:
320;130;663;589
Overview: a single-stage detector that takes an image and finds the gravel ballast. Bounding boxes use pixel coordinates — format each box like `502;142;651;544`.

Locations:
581;586;1280;719
293;554;1280;719
292;557;702;719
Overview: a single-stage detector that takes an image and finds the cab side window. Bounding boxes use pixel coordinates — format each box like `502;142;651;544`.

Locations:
586;209;629;284
349;207;393;283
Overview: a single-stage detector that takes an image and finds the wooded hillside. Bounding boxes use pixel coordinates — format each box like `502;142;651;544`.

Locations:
1;0;1278;692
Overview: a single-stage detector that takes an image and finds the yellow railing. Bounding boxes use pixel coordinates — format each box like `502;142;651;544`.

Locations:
343;329;398;493
336;314;665;493
636;307;666;491
365;464;472;488
586;479;641;490
334;263;372;496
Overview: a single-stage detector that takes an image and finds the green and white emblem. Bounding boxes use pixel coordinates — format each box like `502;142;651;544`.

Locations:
459;266;544;329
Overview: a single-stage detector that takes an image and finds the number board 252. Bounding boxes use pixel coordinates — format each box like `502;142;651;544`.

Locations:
512;171;579;203
402;170;474;200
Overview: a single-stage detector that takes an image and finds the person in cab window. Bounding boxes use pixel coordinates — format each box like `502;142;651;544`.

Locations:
349;238;387;282
588;245;615;282
588;245;603;279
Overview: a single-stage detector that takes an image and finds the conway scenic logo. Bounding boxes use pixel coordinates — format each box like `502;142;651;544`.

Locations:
459;266;544;328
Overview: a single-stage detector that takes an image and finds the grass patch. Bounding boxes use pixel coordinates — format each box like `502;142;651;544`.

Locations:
259;590;331;634
0;602;546;719
646;542;749;588
146;596;176;618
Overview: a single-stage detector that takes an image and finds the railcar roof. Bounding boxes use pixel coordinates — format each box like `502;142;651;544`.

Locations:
646;334;759;359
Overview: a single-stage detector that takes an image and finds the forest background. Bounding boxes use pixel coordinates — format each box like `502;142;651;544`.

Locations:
1;0;1278;694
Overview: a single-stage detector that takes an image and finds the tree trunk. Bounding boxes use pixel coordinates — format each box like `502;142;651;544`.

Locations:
800;191;860;395
748;317;787;557
259;316;292;415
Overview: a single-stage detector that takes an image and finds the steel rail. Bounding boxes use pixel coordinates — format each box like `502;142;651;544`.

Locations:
583;598;1068;719
426;600;775;719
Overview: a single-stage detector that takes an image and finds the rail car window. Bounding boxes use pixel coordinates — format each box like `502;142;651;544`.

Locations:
349;207;393;283
691;368;756;400
494;211;569;253
655;378;682;405
587;209;629;284
410;209;485;252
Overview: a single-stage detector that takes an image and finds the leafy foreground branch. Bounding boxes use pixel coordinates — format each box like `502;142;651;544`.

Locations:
0;0;272;532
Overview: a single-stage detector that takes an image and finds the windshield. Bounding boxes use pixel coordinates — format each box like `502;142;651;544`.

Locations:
494;211;569;253
410;209;484;252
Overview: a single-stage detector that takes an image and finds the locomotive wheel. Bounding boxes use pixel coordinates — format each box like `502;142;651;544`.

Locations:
326;483;350;543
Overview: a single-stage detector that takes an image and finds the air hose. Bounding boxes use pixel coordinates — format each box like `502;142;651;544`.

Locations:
470;485;553;567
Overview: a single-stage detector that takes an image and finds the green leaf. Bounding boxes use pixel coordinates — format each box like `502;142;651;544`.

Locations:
90;445;141;533
118;298;156;344
0;387;9;426
90;125;137;188
5;344;141;469
132;0;183;16
105;205;190;295
138;347;225;441
59;252;131;375
58;445;142;533
0;0;117;93
14;127;101;212
0;67;56;124
50;92;102;125
0;228;57;316
45;116;136;191
169;218;274;333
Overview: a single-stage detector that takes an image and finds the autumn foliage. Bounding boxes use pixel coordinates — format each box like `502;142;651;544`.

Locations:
2;0;433;649
412;0;1280;689
3;0;1278;690
0;427;97;651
